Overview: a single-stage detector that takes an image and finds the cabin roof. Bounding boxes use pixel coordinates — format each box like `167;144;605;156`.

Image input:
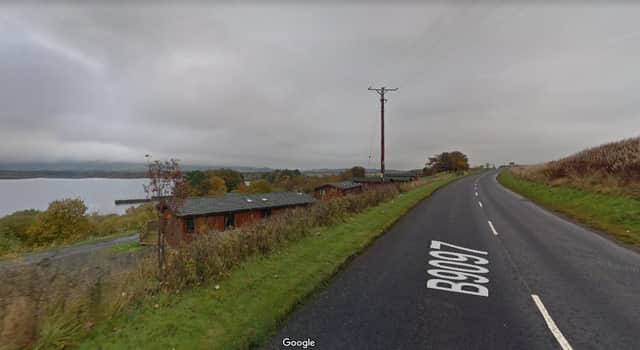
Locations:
176;191;315;217
352;176;413;183
315;181;362;191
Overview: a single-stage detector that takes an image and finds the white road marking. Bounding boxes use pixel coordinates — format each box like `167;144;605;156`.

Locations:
531;294;574;350
475;191;479;197
487;220;498;235
427;240;490;297
478;201;483;208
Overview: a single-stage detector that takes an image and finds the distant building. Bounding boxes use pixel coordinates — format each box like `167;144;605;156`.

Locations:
352;175;415;190
314;181;363;200
160;191;315;245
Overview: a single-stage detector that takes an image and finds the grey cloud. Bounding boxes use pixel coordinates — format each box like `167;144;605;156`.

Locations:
1;3;639;169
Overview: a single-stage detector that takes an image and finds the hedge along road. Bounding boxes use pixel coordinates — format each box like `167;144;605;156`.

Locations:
265;171;640;349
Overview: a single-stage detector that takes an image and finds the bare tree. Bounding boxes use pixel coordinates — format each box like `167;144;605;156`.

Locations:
143;158;188;281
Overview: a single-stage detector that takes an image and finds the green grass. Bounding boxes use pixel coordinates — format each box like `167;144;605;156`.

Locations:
109;240;142;254
76;173;462;350
498;170;640;246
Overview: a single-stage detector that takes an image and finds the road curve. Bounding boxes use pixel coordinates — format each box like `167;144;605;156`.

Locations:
264;171;640;349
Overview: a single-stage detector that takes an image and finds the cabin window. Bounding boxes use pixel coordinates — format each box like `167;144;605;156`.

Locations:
224;213;235;229
186;217;195;233
261;208;272;219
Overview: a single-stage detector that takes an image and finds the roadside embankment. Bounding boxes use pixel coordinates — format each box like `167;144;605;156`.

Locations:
498;169;640;247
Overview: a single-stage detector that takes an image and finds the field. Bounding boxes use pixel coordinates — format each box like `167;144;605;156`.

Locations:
512;136;640;198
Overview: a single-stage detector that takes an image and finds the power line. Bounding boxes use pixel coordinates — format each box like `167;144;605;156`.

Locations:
368;86;398;178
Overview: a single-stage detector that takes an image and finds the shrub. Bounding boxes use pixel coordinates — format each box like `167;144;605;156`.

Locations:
90;203;155;237
0;209;39;242
26;199;92;245
162;185;399;290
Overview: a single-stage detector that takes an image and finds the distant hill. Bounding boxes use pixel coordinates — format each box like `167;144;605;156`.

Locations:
0;161;421;179
0;161;273;179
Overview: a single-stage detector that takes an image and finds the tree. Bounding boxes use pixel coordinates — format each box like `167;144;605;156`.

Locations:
262;169;301;183
206;176;227;195
235;182;250;193
27;199;92;244
448;151;470;172
351;166;366;178
207;169;244;191
144;159;188;280
246;179;272;193
341;166;365;179
425;151;470;174
185;170;207;195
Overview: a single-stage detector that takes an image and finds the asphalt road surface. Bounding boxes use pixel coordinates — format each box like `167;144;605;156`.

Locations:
265;171;640;350
0;233;138;269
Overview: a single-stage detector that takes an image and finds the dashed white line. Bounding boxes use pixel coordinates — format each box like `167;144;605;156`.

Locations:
478;201;483;208
531;294;574;350
475;191;479;197
487;220;498;235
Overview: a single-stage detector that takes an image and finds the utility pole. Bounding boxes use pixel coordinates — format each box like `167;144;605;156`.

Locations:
368;86;398;178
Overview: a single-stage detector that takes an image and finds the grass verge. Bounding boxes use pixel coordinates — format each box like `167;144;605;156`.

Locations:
109;240;142;254
76;173;462;349
498;169;640;246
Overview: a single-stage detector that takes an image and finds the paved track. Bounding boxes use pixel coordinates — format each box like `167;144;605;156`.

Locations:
0;233;137;269
265;171;640;350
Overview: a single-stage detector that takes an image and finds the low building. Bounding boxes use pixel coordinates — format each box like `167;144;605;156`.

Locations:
352;176;414;190
314;181;363;200
161;191;315;245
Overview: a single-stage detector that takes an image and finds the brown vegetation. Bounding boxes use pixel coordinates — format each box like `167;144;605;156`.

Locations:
1;181;412;349
0;249;153;349
162;185;399;290
512;137;640;197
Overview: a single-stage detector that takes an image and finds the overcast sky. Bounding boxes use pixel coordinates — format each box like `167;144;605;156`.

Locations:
1;2;639;170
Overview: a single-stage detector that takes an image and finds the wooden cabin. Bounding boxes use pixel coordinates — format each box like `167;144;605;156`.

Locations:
161;191;315;245
314;181;363;200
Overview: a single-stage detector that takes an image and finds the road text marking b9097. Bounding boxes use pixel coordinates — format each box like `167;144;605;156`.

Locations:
427;240;490;297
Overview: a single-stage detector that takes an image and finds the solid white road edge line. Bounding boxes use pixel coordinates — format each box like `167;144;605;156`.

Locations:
478;201;483;208
487;220;498;235
531;294;574;350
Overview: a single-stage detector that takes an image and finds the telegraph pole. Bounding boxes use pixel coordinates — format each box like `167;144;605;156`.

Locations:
368;86;398;178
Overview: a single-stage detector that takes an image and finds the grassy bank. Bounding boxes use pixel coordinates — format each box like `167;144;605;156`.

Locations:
76;173;462;349
498;170;640;246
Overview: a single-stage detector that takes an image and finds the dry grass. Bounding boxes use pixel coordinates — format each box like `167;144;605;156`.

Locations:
0;184;405;349
0;250;153;350
513;137;640;197
162;186;399;290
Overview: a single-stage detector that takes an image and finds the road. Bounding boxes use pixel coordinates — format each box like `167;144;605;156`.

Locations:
0;233;138;269
265;171;640;349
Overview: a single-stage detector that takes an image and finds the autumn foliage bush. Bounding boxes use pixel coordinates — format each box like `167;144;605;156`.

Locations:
0;201;154;257
26;199;92;245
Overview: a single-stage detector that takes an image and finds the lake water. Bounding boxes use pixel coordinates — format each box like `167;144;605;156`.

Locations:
0;178;149;217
